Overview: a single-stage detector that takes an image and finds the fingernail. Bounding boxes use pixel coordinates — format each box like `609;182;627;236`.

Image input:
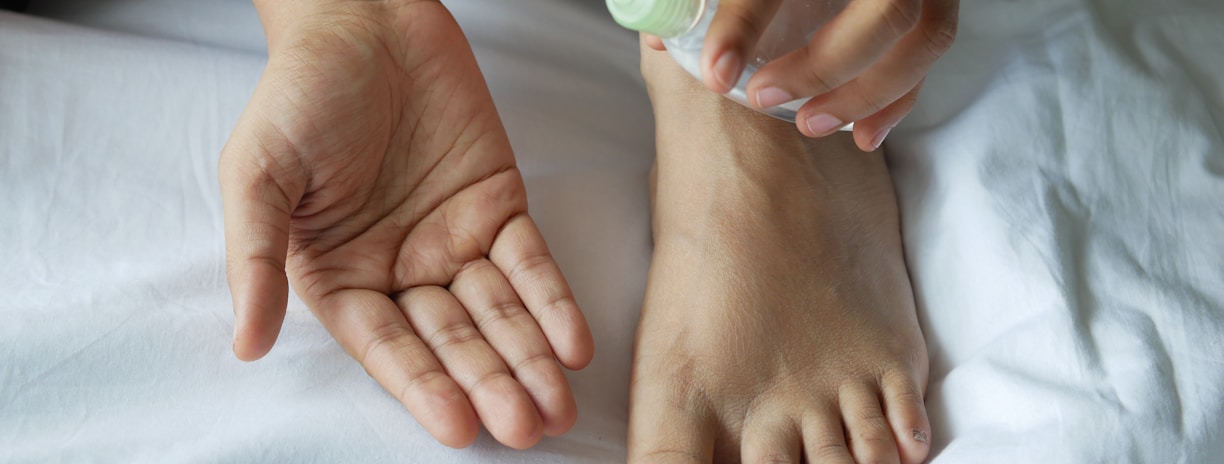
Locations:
754;87;794;109
871;126;894;151
713;52;742;92
804;113;844;136
912;429;929;444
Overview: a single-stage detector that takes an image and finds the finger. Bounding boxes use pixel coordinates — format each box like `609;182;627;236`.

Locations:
397;286;544;449
489;214;593;371
218;122;304;361
643;33;667;51
840;384;901;464
748;0;948;106
846;80;923;152
801;408;855;464
627;377;716;463
700;0;782;93
793;0;956;138
847;80;920;151
450;258;577;437
881;372;932;464
313;288;479;448
741;419;803;463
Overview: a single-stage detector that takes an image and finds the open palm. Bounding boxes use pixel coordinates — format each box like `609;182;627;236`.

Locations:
219;1;591;449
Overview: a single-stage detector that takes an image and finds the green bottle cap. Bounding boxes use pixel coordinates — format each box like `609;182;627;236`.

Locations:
606;0;703;38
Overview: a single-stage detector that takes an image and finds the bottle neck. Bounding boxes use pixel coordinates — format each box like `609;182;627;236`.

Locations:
606;0;705;38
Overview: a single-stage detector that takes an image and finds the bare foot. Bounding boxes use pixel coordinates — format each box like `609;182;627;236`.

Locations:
627;42;931;463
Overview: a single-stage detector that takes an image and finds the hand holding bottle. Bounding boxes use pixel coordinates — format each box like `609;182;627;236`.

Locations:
637;0;958;151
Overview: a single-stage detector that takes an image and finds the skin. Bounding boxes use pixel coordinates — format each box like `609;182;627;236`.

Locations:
627;41;931;463
218;0;948;456
647;0;959;151
219;0;592;449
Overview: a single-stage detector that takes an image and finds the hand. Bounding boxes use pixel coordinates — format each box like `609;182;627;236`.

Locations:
646;0;958;151
219;0;592;449
629;40;931;463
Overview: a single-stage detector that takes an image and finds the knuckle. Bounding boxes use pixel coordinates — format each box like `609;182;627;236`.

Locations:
723;3;767;41
853;404;889;424
798;53;839;93
454;257;495;277
807;70;838;94
292;264;337;302
882;367;922;393
360;322;418;365
882;368;928;409
533;291;573;328
807;436;850;461
505;254;573;324
505;251;553;285
921;16;958;58
846;424;897;462
426;322;483;351
396;369;447;405
853;424;896;447
474;300;526;330
849;440;895;464
756;453;798;463
467;369;512;396
900;86;923;107
510;351;555;374
634;447;704;462
880;0;922;38
889;387;924;411
852;88;891;116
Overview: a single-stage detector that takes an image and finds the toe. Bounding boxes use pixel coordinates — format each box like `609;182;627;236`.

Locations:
741;418;802;463
801;408;855;464
627;404;716;463
627;370;716;463
882;372;932;464
840;384;901;464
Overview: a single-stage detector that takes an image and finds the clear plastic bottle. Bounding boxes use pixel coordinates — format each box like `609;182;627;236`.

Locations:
607;0;849;123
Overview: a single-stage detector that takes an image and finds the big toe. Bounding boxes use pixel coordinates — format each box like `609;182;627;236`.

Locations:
627;379;716;462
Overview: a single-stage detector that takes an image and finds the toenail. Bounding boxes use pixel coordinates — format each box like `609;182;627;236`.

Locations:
912;429;928;444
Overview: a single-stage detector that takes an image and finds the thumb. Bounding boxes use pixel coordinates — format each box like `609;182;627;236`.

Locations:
218;110;304;362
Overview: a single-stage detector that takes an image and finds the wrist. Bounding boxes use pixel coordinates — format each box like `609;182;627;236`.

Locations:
252;0;429;53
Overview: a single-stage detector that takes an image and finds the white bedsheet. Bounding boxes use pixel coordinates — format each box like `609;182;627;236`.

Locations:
2;0;1222;462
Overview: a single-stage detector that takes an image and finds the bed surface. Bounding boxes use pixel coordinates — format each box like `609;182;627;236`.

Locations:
2;0;1222;462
